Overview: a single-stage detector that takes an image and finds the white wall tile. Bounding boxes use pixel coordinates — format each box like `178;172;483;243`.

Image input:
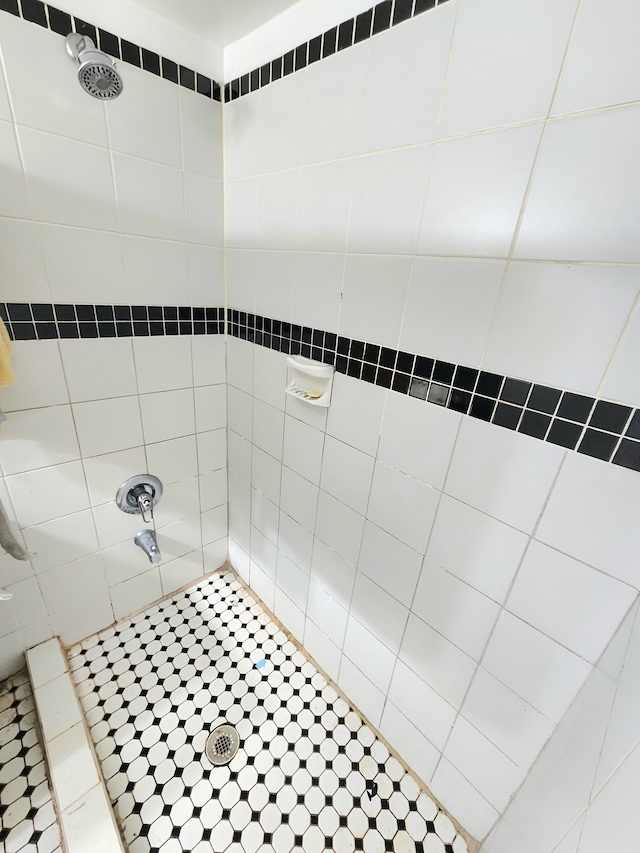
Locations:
553;0;640;115
185;172;224;246
309;540;356;610
225;178;258;250
418;123;543;258
0;341;68;413
400;258;506;367
201;505;227;546
254;250;295;322
7;576;47;628
303;619;341;682
302;41;368;164
110;566;162;621
274;588;305;642
20;127;116;230
343;616;397;694
601;301;640;408
445;417;563;533
357;522;422;609
413;563;500;662
337;656;385;728
38;552;108;616
379;702;440;788
249;560;275;609
278;512;313;574
82;446;147;507
251;488;278;542
326;373;386;457
187;244;224;306
280;466;318;531
180;90;223;178
0;219;49;302
228;431;252;482
60;338;136;403
192;336;226;388
113;153;185;240
367;463;438;554
106;64;181;167
360;4;454;152
339;254;411;348
133;336;192;394
400;613;476;709
256;169;299;251
93;500;146;550
73;396;143;458
23;510;99;575
438;0;578;136
39;224;127;304
139;388;195;444
224;92;260;180
197;429;227;475
306;580;348;648
319;437;374;517
7;460;90;527
296;159;355;252
156;477;201;527
350;571;409;654
227;337;254;395
146;436;199;487
537;453;640;588
315;491;365;566
482;611;591;723
430;759;500;842
253;400;284;461
515;105;640;263
0;405;79;474
483;262;639;395
507;541;636;663
122;236;189;305
348;146;431;255
388;660;457;752
259;72;304;173
252;445;281;504
195;384;227;433
275;552;309;611
0;53;8;121
291;252;344;332
203;538;227;574
282;416;324;485
0;120;30;219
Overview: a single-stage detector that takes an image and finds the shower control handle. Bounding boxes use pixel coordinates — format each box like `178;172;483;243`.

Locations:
116;475;163;523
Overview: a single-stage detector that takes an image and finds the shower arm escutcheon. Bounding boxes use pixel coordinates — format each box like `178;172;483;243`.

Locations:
116;475;163;524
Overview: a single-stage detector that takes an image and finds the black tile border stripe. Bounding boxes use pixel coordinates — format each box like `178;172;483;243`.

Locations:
224;0;451;102
1;302;225;340
226;309;640;475
1;1;222;101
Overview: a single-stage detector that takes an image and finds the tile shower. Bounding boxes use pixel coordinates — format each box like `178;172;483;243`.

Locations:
0;0;640;851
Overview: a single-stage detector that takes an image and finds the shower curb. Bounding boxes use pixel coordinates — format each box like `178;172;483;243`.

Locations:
26;638;126;853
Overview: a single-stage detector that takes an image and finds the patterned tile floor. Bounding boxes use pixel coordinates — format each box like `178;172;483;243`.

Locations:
69;571;469;853
0;670;63;853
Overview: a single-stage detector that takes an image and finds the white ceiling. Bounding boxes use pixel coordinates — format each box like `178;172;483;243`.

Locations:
129;0;302;47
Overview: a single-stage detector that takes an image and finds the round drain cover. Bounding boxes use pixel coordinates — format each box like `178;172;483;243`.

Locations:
205;724;240;766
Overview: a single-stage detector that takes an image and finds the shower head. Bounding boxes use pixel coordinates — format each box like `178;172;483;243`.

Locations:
65;33;123;100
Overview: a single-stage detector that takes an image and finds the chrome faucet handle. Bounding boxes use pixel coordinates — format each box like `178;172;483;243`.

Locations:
116;475;163;521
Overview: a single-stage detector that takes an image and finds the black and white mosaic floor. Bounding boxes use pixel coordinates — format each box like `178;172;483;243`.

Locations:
0;671;62;853
69;572;469;853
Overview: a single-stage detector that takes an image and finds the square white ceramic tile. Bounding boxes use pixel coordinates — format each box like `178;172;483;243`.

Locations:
315;491;365;567
438;0;578;136
19;126;117;230
537;453;640;588
553;0;640;115
275;551;309;612
192;335;226;388
0;405;79;474
483;611;592;723
360;5;454;152
6;576;46;627
291;252;344;332
7;460;90;527
280;466;319;531
228;336;255;394
23;509;99;575
61;783;124;853
188;244;225;306
282;416;325;485
303;619;341;682
507;541;636;663
378;391;461;490
425;495;527;604
601;302;640;409
429;759;500;842
36;673;82;740
412;563;500;662
0;218;49;302
48;722;101;810
306;579;348;649
160;551;205;597
197;429;227;475
343;616;396;694
326;373;386;458
461;667;556;771
515;105;640;263
337;656;385;729
106;63;181;167
60;338;136;403
252;446;281;505
418;123;543;258
112;152;185;240
39;224;127;304
27;638;66;688
350;571;409;654
228;431;252;481
180;88;223;178
231;472;251;518
122;236;189;306
400;613;477;710
73;397;143;458
367;462;439;554
223;91;260;180
203;538;227;574
93;500;147;549
338;254;411;349
278;512;313;574
102;539;155;588
82;446;147;507
0;120;30;219
200;468;228;512
310;540;356;611
155;476;201;527
110;567;162;621
388;659;457;752
202;505;228;546
357;522;422;609
139;388;195;444
259;72;304;173
145;436;198;486
348;146;431;255
185;172;224;246
483;262;639;395
195;384;227;433
400;257;506;367
274;588;305;643
296;159;355;253
319;437;374;517
249;560;275;611
228;383;253;439
252;400;284;460
445;417;563;533
225;178;258;250
0;340;68;412
379;702;440;788
256;169;299;251
38;552;109;616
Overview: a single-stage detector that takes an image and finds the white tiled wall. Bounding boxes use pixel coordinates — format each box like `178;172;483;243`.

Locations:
0;14;226;676
224;0;640;842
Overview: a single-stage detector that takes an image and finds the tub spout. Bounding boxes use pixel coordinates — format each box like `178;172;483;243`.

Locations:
134;529;161;564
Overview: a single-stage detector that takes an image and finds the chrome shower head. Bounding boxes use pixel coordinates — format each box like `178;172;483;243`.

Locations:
65;33;123;100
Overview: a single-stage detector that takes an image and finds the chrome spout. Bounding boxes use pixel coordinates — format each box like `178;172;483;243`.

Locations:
134;529;161;564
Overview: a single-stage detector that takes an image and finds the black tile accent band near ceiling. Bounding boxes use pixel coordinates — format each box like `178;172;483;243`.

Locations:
0;302;225;340
224;0;450;102
225;309;640;475
0;0;222;101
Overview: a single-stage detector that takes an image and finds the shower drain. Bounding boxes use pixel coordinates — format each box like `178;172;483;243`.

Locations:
205;724;240;766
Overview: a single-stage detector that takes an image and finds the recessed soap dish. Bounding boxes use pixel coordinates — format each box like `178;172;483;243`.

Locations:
285;355;334;407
